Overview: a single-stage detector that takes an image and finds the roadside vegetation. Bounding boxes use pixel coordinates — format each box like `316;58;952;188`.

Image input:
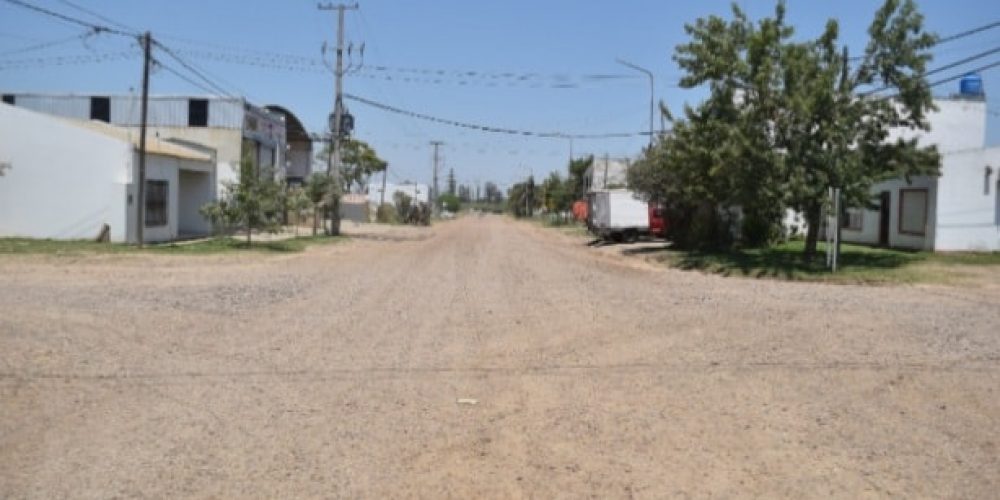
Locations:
628;0;941;261
0;234;343;256
656;241;1000;284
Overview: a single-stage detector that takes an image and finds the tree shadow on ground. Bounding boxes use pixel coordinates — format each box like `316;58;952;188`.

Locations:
674;244;922;280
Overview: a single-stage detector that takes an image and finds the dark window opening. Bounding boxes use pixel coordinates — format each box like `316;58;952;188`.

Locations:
188;99;209;127
145;180;168;227
90;96;111;122
1;94;14;105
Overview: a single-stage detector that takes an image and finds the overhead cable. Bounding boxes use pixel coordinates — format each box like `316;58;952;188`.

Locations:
344;93;652;139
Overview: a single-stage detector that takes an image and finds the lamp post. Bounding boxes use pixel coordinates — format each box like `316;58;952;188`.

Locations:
615;58;654;148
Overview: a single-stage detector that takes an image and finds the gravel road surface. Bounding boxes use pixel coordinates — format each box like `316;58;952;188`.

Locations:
2;215;998;498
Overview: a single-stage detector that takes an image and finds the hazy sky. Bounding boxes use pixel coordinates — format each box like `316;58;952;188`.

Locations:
2;0;999;190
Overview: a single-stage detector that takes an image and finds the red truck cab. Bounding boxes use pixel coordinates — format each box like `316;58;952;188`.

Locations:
648;204;667;238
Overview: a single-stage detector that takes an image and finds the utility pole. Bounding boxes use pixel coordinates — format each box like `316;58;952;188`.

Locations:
379;163;388;206
136;31;152;248
615;58;655;148
430;140;443;215
318;2;358;233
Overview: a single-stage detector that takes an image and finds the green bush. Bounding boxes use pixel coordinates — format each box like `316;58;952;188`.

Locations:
376;203;398;223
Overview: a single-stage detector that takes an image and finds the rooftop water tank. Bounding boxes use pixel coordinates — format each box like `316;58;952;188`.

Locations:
959;73;984;98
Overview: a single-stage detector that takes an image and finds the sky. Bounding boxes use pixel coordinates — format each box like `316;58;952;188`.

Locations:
2;0;999;192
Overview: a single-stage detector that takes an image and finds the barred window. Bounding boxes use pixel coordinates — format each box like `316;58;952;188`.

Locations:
840;209;863;231
145;180;168;227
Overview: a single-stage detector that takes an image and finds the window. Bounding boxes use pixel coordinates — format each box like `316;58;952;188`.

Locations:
145;180;168;227
898;188;928;236
1;94;13;105
90;96;110;122
841;208;863;231
188;99;208;127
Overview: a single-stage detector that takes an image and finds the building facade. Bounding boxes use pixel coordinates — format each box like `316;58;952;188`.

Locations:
0;92;287;194
0;103;215;243
840;97;1000;251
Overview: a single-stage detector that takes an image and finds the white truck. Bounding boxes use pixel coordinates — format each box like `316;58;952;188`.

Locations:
587;189;650;242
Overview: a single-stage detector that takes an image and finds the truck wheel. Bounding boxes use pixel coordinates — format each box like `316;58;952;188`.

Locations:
624;229;639;243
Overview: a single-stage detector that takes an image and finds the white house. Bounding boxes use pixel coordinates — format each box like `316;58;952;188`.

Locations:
0;92;288;195
367;182;431;206
584;156;631;193
0;103;216;243
840;96;1000;251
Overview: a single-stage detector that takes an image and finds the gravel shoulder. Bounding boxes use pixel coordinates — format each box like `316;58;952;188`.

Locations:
1;215;998;498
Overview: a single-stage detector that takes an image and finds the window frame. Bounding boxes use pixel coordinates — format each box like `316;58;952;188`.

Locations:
188;98;209;127
144;180;169;227
840;208;863;231
898;188;929;236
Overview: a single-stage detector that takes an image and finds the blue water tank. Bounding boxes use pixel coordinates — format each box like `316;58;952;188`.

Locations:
960;73;984;97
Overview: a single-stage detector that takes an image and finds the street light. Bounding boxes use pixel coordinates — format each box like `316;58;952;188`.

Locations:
615;58;654;148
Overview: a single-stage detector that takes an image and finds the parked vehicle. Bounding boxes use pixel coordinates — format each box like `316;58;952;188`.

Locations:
587;190;650;242
648;203;668;239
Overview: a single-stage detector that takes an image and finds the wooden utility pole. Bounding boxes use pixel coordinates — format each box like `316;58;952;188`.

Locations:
318;2;358;234
136;31;152;248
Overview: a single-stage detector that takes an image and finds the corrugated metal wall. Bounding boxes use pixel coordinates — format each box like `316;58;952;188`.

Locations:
14;95;90;120
7;94;246;129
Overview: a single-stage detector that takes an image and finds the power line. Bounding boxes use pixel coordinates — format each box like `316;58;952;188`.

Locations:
0;51;137;69
925;45;1000;77
925;59;1000;90
0;29;97;56
153;58;224;96
152;41;238;99
344;93;653;139
937;20;1000;45
55;0;137;32
860;46;1000;97
0;0;135;37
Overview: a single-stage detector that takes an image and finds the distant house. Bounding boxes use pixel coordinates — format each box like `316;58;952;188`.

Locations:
840;94;1000;251
0;103;216;243
367;182;431;206
0;92;290;194
584;156;631;193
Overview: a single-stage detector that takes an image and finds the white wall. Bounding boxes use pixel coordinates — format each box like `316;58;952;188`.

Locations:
841;176;937;251
177;167;214;236
367;183;430;205
0;104;130;241
934;147;1000;251
889;98;987;153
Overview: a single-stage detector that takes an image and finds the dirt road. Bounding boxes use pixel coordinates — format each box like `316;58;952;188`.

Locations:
2;215;998;498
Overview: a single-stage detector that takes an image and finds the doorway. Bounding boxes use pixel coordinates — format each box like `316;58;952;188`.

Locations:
878;190;891;247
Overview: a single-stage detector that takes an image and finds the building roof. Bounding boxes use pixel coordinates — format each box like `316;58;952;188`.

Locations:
62;118;214;162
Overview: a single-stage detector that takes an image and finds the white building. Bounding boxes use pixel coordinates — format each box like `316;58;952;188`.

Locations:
0;103;216;243
0;92;287;194
367;182;431;206
584;156;631;192
840;97;1000;251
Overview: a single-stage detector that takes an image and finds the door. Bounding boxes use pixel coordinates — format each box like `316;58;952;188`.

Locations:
878;191;891;247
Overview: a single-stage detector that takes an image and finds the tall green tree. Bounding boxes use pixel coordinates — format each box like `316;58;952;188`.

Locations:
317;139;387;192
566;155;593;199
632;0;940;258
303;172;337;236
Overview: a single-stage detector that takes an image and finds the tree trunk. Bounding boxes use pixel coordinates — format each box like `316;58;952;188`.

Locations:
312;206;319;236
803;204;821;262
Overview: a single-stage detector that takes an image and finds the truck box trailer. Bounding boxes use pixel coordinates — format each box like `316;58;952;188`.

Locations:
587;189;650;242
